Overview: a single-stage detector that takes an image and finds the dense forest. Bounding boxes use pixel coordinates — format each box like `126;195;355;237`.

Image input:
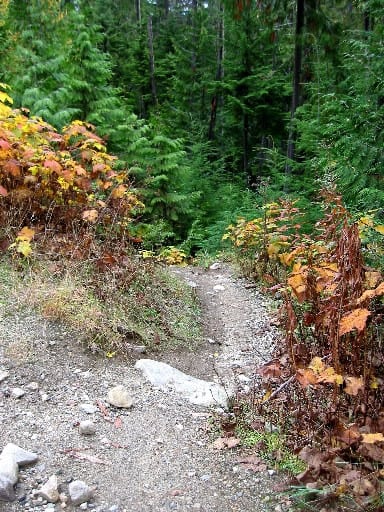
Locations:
1;2;384;509
1;0;383;254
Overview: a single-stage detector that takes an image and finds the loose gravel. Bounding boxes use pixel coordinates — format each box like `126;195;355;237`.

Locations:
0;263;287;512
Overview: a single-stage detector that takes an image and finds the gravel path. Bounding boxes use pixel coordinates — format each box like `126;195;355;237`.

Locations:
0;263;285;512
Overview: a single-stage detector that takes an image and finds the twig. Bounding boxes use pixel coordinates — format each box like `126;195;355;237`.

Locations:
263;374;295;404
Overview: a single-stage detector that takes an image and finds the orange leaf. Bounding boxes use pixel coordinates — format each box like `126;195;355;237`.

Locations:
44;159;62;173
361;433;384;444
17;227;35;241
111;184;127;199
344;376;364;396
296;368;318;388
339;308;371;336
0;184;8;197
3;159;21;177
82;209;98;223
365;271;382;288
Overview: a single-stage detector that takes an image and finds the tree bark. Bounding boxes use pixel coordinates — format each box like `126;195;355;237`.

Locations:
147;15;158;106
208;2;224;141
286;0;304;163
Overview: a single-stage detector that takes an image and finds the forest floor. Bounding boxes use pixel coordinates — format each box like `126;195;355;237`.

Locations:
0;263;291;512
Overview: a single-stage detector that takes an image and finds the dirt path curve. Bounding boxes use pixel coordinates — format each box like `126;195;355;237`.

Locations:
0;263;284;512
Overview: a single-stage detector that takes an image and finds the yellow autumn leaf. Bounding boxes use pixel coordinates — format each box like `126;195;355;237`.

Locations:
374;225;384;235
370;377;379;390
361;433;384;444
308;357;325;374
16;240;33;257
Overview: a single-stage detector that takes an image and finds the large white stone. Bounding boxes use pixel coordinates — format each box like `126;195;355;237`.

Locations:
0;444;38;466
0;473;16;501
135;359;230;408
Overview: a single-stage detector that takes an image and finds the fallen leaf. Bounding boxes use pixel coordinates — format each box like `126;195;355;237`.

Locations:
236;455;268;472
333;423;361;446
358;442;384;462
0;184;8;197
257;360;282;379
212;436;240;450
350;478;375;496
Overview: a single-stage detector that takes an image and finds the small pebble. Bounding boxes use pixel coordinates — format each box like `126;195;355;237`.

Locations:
11;387;25;398
79;420;96;436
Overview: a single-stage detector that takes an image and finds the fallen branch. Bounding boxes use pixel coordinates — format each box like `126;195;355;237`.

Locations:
263;374;295;404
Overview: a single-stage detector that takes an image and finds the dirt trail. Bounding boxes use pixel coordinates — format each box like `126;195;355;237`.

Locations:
0;263;285;512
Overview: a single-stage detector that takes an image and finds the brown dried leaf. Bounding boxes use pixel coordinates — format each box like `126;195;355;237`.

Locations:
333;423;360;446
350;478;375;496
257;360;282;379
236;455;268;472
358;442;384;462
212;436;240;450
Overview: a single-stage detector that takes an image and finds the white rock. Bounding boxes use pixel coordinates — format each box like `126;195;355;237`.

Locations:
79;403;98;414
106;385;134;409
0;457;18;484
0;473;16;501
11;387;25;399
38;475;59;503
79;420;96;436
0;371;9;383
1;443;39;465
213;285;225;292
209;262;221;270
68;480;93;506
135;359;230;408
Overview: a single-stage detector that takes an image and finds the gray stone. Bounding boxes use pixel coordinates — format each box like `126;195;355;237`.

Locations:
106;385;134;409
79;420;96;436
135;359;230;408
209;262;221;270
26;382;39;391
1;444;39;466
0;371;9;383
213;285;225;292
0;473;16;501
38;475;59;503
79;403;98;414
68;480;93;506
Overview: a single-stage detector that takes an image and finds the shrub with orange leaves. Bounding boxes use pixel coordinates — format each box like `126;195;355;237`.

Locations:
0;84;144;257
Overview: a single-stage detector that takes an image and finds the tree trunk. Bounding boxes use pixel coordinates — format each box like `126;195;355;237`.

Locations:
208;2;224;141
147;15;158;106
286;0;304;163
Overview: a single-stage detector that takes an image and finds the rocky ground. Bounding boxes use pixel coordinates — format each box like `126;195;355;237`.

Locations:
0;263;288;512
